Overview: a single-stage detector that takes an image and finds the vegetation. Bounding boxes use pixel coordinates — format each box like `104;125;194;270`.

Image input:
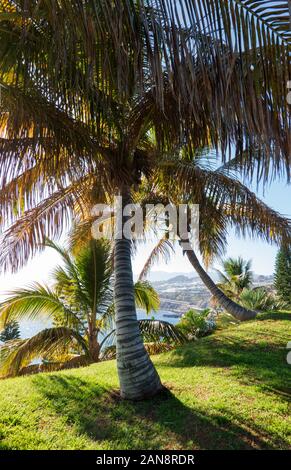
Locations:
275;248;291;306
0;1;291;399
177;309;216;339
210;257;285;313
0;3;289;457
240;288;286;313
0;239;183;378
217;258;253;301
0;321;20;342
0;313;289;450
139;159;291;322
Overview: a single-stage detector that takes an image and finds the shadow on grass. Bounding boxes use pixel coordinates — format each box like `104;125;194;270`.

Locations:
33;374;289;450
31;315;291;450
256;312;291;322
165;334;291;399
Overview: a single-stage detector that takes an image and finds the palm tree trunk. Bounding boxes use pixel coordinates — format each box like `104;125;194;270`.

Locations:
114;187;163;400
88;332;100;362
182;243;257;321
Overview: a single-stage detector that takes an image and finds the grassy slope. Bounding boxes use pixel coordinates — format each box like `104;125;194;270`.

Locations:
0;313;290;450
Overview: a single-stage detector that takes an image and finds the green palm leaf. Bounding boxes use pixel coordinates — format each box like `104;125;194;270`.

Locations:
0;327;89;377
138;238;175;281
0;283;82;329
100;319;187;356
134;281;160;314
139;319;187;344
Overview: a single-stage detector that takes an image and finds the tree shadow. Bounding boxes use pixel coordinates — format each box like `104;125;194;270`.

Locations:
164;334;291;399
33;374;289;450
31;314;291;450
257;312;291;322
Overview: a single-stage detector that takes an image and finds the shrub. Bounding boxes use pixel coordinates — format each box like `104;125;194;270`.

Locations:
177;309;216;338
240;288;286;312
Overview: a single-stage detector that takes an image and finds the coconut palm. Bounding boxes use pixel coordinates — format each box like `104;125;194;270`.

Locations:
0;238;184;378
0;1;290;398
137;148;291;320
182;249;257;320
216;257;253;300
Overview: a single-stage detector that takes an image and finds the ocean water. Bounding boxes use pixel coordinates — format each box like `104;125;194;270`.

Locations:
18;309;180;340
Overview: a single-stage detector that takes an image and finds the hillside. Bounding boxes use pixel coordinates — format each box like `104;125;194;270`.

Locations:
151;273;274;314
0;313;290;450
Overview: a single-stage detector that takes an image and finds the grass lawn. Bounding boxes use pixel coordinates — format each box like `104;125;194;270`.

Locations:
0;312;290;450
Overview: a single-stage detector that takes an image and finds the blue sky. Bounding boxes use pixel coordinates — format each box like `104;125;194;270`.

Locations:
0;178;289;299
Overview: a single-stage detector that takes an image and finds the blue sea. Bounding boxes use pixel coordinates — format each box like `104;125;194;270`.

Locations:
19;309;180;339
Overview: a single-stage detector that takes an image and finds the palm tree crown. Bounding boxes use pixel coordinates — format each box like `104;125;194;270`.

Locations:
217;257;253;300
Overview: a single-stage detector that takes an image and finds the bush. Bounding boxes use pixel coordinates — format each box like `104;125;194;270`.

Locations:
240;288;286;312
177;309;216;338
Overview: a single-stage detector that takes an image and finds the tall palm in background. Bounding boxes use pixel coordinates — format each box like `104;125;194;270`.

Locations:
138;149;291;320
0;1;290;398
0;238;183;377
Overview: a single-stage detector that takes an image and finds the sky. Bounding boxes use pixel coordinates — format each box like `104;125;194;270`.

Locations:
0;178;290;299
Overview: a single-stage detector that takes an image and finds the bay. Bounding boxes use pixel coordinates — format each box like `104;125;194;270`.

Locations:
18;309;180;340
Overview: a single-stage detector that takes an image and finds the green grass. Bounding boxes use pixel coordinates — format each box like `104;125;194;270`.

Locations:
0;312;290;450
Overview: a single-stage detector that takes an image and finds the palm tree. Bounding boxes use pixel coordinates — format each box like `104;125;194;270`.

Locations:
0;1;290;398
181;249;257;321
0;238;183;378
216;257;253;300
138;149;291;321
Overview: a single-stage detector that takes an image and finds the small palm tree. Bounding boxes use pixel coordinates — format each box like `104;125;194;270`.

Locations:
216;257;253;300
177;309;216;339
239;288;286;312
0;239;183;378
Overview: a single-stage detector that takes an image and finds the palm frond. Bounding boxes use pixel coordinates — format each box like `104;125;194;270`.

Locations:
164;159;291;248
102;319;186;356
18;354;92;376
0;283;82;329
76;240;113;316
0;83;99;166
218;256;254;296
138;319;187;344
236;1;291;44
138;238;175;281
134;281;160;314
68;218;96;255
0;178;94;272
0;326;89;377
0;0;290;181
